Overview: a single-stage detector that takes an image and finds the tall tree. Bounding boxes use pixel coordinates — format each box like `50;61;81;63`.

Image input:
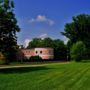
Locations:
40;38;53;47
0;0;20;63
61;14;90;59
27;37;53;49
70;41;86;61
27;38;41;49
53;39;67;60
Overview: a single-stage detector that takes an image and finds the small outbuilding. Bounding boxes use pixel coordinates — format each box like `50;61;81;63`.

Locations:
16;48;54;60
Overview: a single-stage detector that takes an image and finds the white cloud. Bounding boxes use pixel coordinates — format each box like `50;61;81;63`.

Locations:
29;15;55;26
38;33;48;40
36;15;46;22
62;36;69;44
24;39;32;48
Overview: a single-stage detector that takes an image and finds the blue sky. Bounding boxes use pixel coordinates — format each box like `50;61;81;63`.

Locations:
14;0;90;47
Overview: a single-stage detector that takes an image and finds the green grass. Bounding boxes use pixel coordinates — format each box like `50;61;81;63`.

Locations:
0;62;90;90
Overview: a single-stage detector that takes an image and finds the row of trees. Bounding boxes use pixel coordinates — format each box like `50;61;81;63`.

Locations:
27;38;67;60
27;14;90;61
62;14;90;61
0;0;90;63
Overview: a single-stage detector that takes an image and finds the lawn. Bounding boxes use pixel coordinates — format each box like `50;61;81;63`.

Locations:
0;62;90;90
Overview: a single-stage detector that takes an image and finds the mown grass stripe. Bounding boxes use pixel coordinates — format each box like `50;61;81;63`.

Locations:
0;62;90;90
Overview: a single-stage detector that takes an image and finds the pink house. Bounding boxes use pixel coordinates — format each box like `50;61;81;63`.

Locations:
17;48;54;60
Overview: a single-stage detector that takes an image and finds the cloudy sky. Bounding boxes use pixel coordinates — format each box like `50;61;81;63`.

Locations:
14;0;90;47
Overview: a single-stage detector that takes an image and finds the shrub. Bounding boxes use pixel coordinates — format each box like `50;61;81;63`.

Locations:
70;41;86;62
29;56;42;61
23;57;30;62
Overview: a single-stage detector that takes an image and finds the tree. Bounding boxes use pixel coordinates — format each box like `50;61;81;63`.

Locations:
61;14;90;59
27;38;41;49
53;39;67;60
0;0;20;63
40;38;53;47
70;41;86;61
27;37;54;49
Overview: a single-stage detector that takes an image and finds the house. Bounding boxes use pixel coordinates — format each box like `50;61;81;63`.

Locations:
16;48;54;60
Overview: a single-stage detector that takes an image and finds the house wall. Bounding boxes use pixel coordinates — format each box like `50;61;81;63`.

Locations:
16;49;34;60
34;48;54;59
17;48;54;60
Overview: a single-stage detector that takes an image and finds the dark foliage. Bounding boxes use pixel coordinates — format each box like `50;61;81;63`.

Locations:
0;0;20;63
29;56;42;62
61;14;90;60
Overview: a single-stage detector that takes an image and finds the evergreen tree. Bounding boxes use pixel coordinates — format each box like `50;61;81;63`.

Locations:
0;0;20;63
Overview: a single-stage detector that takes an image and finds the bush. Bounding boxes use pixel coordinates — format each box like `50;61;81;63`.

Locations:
29;56;42;62
70;41;86;62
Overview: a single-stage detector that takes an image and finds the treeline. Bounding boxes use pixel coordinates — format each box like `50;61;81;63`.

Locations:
27;38;67;60
0;0;90;63
27;14;90;62
62;14;90;61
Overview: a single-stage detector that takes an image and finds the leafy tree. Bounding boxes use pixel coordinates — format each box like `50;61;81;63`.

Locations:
53;39;67;60
40;38;53;47
70;41;86;61
27;38;41;49
0;0;20;63
27;37;53;48
66;40;73;61
61;14;90;59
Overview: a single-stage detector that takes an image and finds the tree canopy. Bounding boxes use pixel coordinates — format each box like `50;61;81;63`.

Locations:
61;14;90;59
70;41;86;61
0;0;20;63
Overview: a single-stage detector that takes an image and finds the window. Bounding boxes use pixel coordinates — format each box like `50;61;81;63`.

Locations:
36;51;38;54
40;51;42;54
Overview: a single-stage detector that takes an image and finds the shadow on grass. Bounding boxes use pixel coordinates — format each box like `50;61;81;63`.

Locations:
0;66;49;74
81;60;90;63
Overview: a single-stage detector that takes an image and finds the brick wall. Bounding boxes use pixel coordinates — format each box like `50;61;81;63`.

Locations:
17;48;54;60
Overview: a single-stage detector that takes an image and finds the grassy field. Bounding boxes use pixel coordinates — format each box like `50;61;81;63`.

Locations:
0;62;90;90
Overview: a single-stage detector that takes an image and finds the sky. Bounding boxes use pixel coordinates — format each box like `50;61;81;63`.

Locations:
14;0;90;47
